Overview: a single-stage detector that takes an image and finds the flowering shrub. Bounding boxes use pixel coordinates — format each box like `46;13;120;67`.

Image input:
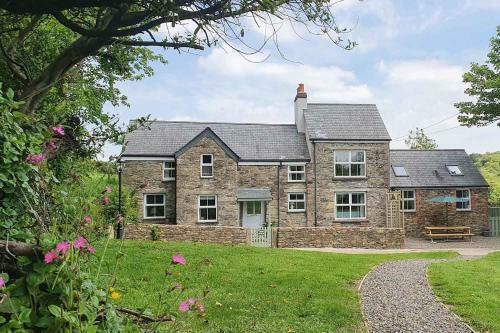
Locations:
0;237;140;332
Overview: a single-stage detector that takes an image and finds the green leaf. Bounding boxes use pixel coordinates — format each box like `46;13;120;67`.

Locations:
48;305;62;318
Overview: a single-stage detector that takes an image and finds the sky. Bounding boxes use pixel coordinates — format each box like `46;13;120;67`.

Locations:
102;0;500;159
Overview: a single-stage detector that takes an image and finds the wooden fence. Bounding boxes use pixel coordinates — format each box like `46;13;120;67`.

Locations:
489;207;500;237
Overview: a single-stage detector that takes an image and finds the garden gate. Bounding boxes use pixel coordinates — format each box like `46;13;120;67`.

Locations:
489;207;500;236
249;224;272;247
386;191;404;229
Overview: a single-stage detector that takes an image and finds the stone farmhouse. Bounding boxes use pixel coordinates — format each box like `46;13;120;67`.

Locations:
121;84;489;247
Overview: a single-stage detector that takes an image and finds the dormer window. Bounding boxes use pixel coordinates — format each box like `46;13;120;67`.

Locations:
392;165;408;177
288;165;305;182
201;154;213;178
163;161;175;181
446;165;462;176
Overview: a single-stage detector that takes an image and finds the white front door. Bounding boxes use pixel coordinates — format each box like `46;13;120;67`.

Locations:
242;201;264;228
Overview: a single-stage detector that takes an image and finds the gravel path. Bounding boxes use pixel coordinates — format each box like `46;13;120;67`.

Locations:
359;260;473;333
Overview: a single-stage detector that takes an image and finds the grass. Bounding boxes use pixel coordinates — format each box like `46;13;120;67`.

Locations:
96;240;456;333
428;252;500;333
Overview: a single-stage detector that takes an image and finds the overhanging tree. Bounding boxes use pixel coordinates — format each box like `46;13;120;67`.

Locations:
455;26;500;127
0;0;355;114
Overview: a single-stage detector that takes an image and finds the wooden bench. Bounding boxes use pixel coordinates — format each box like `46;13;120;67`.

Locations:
424;226;474;242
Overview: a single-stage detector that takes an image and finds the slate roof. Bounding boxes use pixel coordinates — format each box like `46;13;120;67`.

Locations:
390;150;489;188
122;121;310;161
304;104;391;141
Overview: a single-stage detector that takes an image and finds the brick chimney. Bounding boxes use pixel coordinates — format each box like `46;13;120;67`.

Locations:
294;83;307;133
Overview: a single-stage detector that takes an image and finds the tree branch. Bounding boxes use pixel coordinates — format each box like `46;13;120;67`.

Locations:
0;0;125;14
116;307;175;323
113;39;204;50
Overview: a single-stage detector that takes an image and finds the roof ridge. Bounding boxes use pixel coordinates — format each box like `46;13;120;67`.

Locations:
307;103;377;106
132;119;296;127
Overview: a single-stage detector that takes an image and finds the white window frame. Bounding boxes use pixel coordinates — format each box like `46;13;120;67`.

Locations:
288;193;306;212
143;194;166;219
288;165;306;182
162;161;176;181
402;189;416;212
334;192;367;220
198;195;217;222
334;150;366;178
456;189;471;211
200;154;214;178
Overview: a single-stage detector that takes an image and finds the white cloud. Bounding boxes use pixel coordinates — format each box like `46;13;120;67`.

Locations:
375;58;499;153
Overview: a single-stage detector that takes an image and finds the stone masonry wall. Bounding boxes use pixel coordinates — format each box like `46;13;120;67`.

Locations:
314;142;390;227
122;160;176;224
402;187;489;237
276;227;404;248
125;224;249;244
125;224;404;249
176;137;239;226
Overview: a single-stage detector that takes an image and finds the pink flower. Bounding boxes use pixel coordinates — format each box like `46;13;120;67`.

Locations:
102;197;110;205
0;277;5;289
44;250;58;264
105;186;112;193
188;298;196;305
197;303;205;313
25;154;45;165
46;139;58;151
73;236;88;250
83;215;92;224
87;245;96;254
56;241;70;255
179;301;190;313
172;255;186;266
52;126;65;137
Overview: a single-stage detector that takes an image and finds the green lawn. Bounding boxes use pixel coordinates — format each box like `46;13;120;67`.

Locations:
96;240;455;333
428;252;500;333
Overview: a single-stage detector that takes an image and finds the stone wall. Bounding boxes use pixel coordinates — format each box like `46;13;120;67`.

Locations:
401;187;489;237
125;224;248;244
122;160;176;224
176;137;239;226
276;227;404;248
314;142;390;227
125;224;404;249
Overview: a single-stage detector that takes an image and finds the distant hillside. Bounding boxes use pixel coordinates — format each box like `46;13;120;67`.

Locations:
470;152;500;205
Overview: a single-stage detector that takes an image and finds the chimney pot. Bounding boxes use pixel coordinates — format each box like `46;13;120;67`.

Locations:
297;83;305;93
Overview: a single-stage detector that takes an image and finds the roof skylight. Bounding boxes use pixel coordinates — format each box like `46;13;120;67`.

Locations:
446;165;463;176
392;165;408;177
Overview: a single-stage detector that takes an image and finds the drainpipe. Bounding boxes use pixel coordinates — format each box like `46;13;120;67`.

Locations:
174;157;177;225
277;162;282;225
276;162;282;247
313;141;318;227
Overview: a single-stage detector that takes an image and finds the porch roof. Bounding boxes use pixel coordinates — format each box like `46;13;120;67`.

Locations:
237;188;272;201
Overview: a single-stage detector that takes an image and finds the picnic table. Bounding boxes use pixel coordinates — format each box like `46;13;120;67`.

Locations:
424;226;474;242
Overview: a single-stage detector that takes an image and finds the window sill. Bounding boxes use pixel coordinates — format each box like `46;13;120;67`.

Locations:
200;176;214;179
287;180;306;183
333;176;367;180
162;179;175;182
403;210;416;213
144;216;166;220
197;221;218;225
334;219;367;223
288;210;306;213
456;209;472;212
